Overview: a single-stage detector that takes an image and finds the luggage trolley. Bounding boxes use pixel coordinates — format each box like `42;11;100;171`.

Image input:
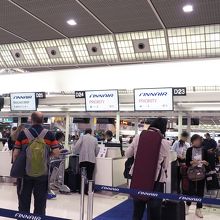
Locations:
48;150;71;199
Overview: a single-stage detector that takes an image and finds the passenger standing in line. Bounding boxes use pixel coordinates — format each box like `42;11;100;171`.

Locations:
172;131;190;193
13;112;60;215
74;128;99;194
8;125;25;151
203;133;217;170
185;134;209;218
125;118;170;220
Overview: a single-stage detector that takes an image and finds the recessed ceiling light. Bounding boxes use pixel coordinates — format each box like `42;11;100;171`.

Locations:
183;4;193;13
67;19;77;26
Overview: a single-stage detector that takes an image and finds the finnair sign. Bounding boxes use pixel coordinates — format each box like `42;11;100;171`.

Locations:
10;92;37;111
85;90;119;111
135;88;173;111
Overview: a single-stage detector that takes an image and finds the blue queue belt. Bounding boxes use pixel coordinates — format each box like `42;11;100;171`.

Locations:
95;185;220;206
0;208;70;220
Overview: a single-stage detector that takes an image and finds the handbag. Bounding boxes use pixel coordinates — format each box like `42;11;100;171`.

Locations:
206;170;220;191
187;165;206;181
10;147;26;178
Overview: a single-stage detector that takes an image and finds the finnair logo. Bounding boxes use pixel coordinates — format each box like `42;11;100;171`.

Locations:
101;186;119;192
178;196;202;203
89;93;114;98
13;96;33;100
14;213;41;220
137;191;158;198
139;92;168;97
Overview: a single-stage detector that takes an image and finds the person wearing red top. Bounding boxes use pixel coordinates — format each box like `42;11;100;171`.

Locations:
13;112;60;215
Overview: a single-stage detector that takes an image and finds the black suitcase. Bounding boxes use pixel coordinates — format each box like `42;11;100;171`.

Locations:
162;200;185;220
68;155;80;174
64;170;81;192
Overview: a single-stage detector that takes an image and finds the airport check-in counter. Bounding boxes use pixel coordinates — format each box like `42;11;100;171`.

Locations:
95;144;126;187
94;145;177;189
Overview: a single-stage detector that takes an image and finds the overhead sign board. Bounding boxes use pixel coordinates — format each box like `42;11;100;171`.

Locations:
85;90;119;112
10;92;37;111
134;88;173;111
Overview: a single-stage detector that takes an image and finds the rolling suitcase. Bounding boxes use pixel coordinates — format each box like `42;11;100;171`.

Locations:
64;155;80;192
68;155;80;174
130;128;162;200
64;170;80;192
162;200;185;220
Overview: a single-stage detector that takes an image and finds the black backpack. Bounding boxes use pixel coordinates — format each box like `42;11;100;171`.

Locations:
123;156;134;179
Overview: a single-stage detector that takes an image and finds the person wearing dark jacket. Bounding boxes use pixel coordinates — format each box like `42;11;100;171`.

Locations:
203;133;217;170
185;134;209;218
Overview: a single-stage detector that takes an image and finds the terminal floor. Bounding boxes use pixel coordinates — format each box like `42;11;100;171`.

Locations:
0;183;220;220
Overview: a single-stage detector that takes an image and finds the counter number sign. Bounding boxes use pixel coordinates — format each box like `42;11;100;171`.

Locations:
172;87;187;96
75;91;85;99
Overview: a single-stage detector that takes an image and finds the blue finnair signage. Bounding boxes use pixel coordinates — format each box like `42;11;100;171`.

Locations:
134;88;173;111
95;184;220;206
14;213;41;220
0;207;70;220
85;90;119;112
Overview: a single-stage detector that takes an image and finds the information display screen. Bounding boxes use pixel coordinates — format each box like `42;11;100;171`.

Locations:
85;90;119;112
10;92;37;111
134;88;173;111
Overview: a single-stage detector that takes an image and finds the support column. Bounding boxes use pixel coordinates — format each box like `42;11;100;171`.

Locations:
65;113;70;149
187;115;191;136
18;117;21;126
178;112;183;139
116;112;120;141
135;117;139;135
90;117;97;132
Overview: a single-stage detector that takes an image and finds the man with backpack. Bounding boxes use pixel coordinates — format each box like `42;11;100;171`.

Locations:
13;112;60;215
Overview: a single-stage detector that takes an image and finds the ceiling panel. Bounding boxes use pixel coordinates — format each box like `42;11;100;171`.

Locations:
80;0;163;32
71;35;119;64
116;30;167;62
0;29;24;44
0;0;63;41
151;0;220;28
12;0;109;37
0;42;38;67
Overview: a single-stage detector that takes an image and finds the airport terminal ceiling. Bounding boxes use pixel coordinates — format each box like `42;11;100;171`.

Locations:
0;0;219;72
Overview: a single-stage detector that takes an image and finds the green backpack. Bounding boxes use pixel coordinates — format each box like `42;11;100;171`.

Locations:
24;128;49;177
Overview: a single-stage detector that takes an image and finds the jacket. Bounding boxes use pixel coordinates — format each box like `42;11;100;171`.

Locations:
186;147;208;168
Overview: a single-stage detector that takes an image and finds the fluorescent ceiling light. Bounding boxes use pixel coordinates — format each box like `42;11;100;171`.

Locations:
183;4;193;13
67;19;77;26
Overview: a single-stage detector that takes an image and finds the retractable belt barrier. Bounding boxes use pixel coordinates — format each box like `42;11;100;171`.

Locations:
0;208;70;220
95;185;220;206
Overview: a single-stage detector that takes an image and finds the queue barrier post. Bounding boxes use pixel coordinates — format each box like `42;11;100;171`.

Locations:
87;180;95;220
80;167;87;220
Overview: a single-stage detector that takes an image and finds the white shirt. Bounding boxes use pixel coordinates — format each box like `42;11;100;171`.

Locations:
172;140;190;158
125;134;170;183
74;134;99;163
